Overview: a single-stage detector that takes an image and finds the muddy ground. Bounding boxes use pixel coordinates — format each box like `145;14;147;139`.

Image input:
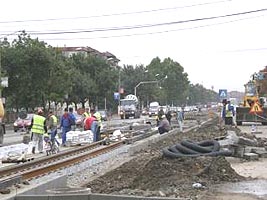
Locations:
85;113;266;200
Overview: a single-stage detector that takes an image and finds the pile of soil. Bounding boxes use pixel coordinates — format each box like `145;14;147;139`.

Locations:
86;115;249;199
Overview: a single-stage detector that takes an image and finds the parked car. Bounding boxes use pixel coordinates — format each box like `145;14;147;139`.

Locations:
13;113;33;132
98;110;108;121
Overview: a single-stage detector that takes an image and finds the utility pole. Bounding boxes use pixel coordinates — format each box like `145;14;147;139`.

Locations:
118;69;121;106
0;43;1;98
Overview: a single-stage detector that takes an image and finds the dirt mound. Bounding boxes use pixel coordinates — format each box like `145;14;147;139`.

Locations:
86;116;248;199
87;155;245;198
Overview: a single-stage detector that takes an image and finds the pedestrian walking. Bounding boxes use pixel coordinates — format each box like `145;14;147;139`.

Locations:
177;110;184;132
30;108;47;154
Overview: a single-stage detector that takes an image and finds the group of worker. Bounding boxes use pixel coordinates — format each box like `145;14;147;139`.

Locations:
156;107;184;134
83;108;102;142
29;107;102;154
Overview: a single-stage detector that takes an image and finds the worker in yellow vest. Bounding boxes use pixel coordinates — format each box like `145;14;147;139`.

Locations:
47;110;59;146
30;108;47;154
225;100;235;125
83;108;90;118
93;111;102;141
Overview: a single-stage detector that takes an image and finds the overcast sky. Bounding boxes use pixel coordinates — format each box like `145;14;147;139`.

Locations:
1;0;267;93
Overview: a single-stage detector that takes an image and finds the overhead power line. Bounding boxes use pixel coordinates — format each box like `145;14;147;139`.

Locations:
0;0;232;24
0;30;23;39
41;14;264;41
26;8;267;36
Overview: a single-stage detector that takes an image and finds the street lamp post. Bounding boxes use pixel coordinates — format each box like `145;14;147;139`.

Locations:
134;75;168;97
134;80;159;96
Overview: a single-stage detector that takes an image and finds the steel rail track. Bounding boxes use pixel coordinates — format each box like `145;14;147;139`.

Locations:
0;140;124;186
0;140;102;178
0;125;153;188
22;140;124;180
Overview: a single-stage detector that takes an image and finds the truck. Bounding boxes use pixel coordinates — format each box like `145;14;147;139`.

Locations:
148;101;159;117
236;77;267;125
119;94;141;119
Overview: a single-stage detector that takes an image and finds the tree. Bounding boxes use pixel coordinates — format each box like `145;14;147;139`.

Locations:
146;57;189;106
2;32;55;110
0;31;219;113
45;49;73;110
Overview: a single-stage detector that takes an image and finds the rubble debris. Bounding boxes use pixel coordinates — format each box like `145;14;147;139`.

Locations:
1;151;34;163
85;116;249;199
0;188;11;194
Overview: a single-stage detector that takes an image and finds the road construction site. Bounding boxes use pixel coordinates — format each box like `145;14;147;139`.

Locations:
2;110;267;200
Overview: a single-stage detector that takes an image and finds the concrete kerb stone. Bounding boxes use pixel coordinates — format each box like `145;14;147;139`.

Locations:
90;193;180;200
15;194;89;200
15;193;181;200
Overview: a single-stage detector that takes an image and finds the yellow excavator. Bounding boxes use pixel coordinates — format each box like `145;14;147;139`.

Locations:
236;75;267;125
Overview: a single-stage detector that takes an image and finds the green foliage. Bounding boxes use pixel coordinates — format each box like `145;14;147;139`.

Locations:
145;57;189;106
0;32;218;112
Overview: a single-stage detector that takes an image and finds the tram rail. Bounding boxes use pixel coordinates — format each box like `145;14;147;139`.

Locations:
0;125;153;189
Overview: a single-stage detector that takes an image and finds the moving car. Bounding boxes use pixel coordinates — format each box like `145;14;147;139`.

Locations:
13;113;33;132
148;101;159;117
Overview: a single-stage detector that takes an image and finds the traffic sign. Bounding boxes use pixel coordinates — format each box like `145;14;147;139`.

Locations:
219;89;227;99
249;102;263;114
1;77;8;87
114;92;120;100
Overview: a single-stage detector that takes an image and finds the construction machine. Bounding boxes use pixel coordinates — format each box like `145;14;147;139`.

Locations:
236;75;267;125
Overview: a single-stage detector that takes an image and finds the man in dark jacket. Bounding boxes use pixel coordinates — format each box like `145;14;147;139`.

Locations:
60;108;72;146
68;107;76;130
166;110;172;125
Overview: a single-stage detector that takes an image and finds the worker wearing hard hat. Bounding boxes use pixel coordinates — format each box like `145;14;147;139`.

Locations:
30;108;47;154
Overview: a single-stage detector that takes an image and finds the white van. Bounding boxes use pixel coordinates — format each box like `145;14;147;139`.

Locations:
148;102;160;117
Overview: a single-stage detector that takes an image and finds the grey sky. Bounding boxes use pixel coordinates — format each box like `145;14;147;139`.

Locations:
1;0;267;92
